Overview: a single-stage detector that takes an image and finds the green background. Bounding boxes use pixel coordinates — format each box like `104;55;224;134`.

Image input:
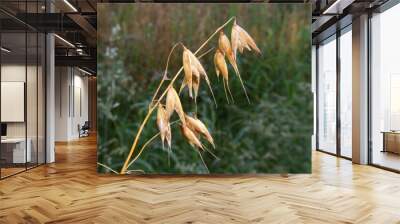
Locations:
97;3;312;174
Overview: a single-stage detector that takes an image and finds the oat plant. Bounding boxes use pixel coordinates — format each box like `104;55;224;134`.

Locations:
100;17;261;174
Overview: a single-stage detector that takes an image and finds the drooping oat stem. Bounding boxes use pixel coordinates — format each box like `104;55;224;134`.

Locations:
127;133;160;168
235;69;251;104
196;150;209;173
198;47;215;59
201;144;219;160
126;119;180;170
120;17;236;174
97;162;119;174
193;17;235;55
150;42;181;107
222;80;230;104
126;169;145;174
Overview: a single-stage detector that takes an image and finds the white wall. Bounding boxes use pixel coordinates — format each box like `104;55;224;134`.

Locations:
1;82;25;122
1;65;26;128
1;63;46;164
1;65;40;137
72;73;89;138
55;67;69;141
55;67;89;141
1;65;27;139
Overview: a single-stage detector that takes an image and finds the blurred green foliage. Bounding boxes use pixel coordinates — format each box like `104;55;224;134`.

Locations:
97;4;312;174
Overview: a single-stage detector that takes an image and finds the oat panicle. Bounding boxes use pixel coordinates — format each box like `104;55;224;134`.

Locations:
121;17;260;174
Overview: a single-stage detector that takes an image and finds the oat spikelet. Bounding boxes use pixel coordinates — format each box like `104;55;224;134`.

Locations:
180;124;203;150
218;31;239;75
185;114;215;148
188;48;217;107
192;71;201;103
181;48;193;98
214;49;228;80
156;104;171;150
231;21;242;60
214;59;220;79
231;20;261;58
166;88;175;118
180;123;211;172
219;31;250;103
166;87;186;125
180;46;217;107
214;49;232;103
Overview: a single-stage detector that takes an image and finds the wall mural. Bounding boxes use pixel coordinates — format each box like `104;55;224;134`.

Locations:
97;3;312;174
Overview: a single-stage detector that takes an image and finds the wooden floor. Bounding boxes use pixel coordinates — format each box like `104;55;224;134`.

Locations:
1;135;400;224
1;167;26;178
373;150;400;171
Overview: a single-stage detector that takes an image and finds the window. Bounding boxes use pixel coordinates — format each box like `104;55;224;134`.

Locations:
339;27;352;158
317;35;337;154
370;3;400;171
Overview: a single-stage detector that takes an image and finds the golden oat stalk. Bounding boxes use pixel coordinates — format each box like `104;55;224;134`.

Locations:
120;17;259;174
120;17;236;174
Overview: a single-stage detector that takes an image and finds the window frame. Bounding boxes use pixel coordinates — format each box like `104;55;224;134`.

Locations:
315;22;353;161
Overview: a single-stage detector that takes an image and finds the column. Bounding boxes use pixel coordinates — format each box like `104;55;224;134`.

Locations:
352;14;369;164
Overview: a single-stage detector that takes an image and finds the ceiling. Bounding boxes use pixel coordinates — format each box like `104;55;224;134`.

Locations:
1;0;393;74
311;0;390;43
1;32;46;65
0;0;97;74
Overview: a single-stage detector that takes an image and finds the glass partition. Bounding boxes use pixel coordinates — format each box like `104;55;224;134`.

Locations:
1;30;28;177
317;35;337;154
371;4;400;171
0;2;46;179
